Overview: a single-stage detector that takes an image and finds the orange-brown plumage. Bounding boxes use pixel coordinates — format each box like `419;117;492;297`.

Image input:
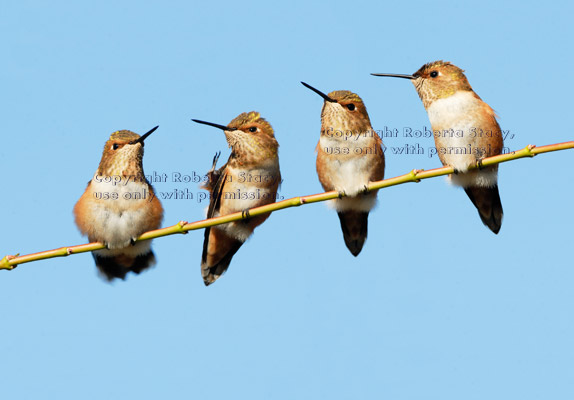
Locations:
73;128;163;280
372;61;504;233
193;112;281;285
303;83;385;256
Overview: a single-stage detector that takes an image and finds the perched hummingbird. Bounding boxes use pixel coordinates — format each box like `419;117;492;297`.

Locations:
301;82;385;256
372;61;504;233
192;112;281;286
74;126;164;281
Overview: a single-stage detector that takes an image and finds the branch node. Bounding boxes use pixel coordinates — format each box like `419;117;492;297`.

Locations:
526;144;537;156
178;220;189;234
409;169;422;183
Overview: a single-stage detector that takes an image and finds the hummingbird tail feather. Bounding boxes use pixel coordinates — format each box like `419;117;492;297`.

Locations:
337;211;369;257
130;251;158;275
201;227;245;286
464;185;503;234
93;251;157;281
201;241;243;286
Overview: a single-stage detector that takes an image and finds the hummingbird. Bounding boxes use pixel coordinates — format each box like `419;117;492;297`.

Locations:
192;112;281;286
372;61;504;234
73;126;164;281
301;82;385;256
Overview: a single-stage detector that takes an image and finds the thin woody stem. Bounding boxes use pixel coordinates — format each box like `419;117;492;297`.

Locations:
1;141;572;270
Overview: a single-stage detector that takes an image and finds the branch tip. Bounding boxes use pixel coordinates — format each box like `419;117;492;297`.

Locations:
0;254;19;270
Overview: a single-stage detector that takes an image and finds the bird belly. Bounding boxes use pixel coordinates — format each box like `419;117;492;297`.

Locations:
220;166;279;212
317;136;380;212
318;135;375;194
215;166;280;242
427;92;499;187
85;179;157;248
428;92;482;170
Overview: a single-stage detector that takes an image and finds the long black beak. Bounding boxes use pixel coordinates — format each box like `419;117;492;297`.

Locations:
191;119;230;131
132;125;159;145
371;73;415;80
301;81;337;102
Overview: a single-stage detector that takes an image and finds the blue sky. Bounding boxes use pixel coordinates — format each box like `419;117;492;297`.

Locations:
1;1;573;399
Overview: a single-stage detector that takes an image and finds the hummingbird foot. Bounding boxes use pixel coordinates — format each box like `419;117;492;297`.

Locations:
130;238;137;246
241;209;251;219
452;168;460;175
361;185;370;195
476;159;484;170
337;191;345;199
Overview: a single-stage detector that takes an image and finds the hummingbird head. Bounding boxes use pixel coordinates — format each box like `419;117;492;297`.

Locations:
372;61;473;108
301;82;372;132
97;126;158;177
192;112;279;165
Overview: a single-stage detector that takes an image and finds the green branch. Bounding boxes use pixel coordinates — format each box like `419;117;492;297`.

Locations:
1;141;572;271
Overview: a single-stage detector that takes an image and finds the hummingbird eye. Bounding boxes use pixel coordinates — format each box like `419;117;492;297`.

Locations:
249;127;257;133
112;143;120;150
430;71;439;78
346;104;356;111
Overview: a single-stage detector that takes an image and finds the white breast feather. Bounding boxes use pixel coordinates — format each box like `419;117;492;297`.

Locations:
89;178;151;248
427;91;498;188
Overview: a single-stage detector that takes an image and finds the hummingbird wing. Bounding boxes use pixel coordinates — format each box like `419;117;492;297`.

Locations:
201;226;244;286
205;162;227;220
201;152;221;193
200;159;244;285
